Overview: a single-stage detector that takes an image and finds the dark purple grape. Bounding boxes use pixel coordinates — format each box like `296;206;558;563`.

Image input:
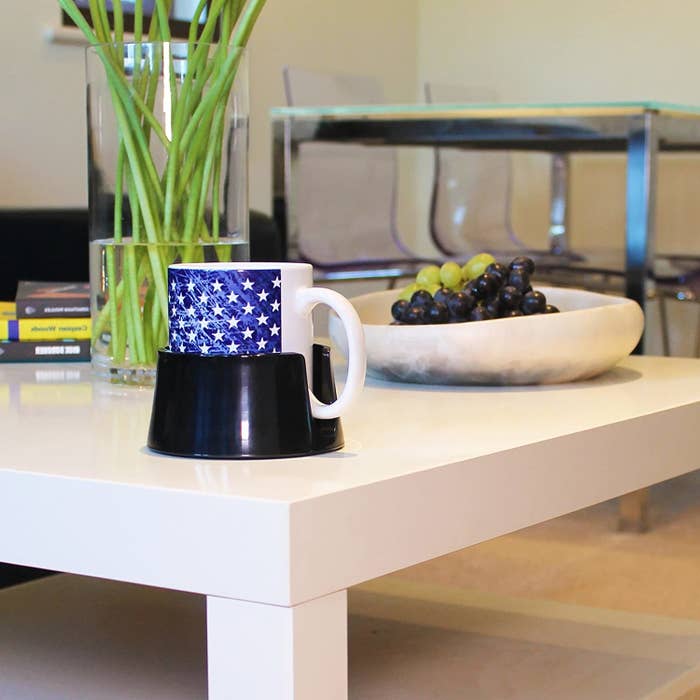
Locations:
508;268;530;291
544;304;560;314
504;309;524;318
520;290;547;315
475;273;501;298
410;289;434;307
498;285;523;310
463;279;480;297
485;262;508;284
433;287;452;305
509;256;536;275
391;299;409;322
469;305;495;322
483;297;502;318
404;304;428;324
447;291;475;320
428;301;449;324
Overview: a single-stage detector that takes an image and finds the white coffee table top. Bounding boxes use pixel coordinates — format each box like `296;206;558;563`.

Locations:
1;356;699;606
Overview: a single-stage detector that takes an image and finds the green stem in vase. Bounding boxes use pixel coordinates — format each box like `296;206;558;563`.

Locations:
104;246;122;360
62;0;268;372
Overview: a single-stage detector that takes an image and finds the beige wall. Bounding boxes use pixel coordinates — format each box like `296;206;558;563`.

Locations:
416;0;700;257
0;0;419;215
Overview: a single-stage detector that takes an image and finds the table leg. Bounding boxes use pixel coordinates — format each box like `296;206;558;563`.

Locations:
625;112;658;354
618;488;650;533
619;114;659;529
207;590;348;700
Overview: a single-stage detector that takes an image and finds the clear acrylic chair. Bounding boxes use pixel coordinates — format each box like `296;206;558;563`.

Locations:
282;66;439;285
424;81;700;356
423;83;531;260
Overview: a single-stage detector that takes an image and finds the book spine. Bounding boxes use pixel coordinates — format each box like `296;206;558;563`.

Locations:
15;298;90;318
0;340;91;363
0;318;91;341
0;302;16;320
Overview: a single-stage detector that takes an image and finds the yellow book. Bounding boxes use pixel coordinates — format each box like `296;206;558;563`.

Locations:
0;318;91;341
0;301;16;320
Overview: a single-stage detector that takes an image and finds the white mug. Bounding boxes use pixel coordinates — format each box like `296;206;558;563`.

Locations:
168;261;366;420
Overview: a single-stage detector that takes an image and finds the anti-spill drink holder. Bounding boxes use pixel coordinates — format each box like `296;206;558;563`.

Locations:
147;344;343;459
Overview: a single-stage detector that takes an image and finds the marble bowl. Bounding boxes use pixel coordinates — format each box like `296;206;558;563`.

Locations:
329;286;644;386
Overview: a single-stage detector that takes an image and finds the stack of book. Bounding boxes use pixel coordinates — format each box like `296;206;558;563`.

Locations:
0;281;91;363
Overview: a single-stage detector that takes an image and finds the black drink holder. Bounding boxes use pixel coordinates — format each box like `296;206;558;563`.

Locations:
147;344;344;459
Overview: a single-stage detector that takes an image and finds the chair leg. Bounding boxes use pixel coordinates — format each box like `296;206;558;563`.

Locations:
617;488;650;533
658;295;671;357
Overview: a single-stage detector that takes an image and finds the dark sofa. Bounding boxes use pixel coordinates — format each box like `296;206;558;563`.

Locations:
0;208;284;301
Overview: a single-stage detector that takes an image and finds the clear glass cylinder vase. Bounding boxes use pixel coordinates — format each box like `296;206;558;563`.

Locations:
86;41;249;385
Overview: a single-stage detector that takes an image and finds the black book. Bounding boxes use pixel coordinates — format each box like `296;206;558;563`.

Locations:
15;281;90;318
0;339;91;363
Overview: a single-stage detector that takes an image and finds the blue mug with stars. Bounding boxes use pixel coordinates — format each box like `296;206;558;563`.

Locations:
167;261;366;420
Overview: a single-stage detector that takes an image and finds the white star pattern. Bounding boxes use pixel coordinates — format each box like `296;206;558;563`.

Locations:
168;268;283;355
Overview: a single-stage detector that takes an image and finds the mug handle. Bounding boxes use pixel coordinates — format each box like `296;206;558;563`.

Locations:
297;287;366;420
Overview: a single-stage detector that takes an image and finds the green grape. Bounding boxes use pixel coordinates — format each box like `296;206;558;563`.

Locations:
416;265;441;287
424;282;441;296
398;282;421;301
462;253;497;281
439;261;463;288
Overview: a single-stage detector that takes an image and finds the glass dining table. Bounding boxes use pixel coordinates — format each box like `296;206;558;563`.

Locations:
271;100;700;352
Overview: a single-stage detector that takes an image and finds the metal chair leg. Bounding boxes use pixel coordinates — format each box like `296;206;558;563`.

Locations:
657;294;671;357
618;488;650;533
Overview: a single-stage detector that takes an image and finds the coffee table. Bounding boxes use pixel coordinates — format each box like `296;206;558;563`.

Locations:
1;356;699;698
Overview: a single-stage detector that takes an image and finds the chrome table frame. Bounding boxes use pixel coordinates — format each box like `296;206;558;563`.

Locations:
271;102;700;352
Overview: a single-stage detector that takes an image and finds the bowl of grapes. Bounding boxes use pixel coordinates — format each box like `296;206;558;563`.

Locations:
329;254;644;386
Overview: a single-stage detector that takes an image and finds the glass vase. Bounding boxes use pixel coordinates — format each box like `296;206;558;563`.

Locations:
86;41;249;385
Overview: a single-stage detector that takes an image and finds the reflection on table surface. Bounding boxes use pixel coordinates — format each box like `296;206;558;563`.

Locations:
0;365;92;412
